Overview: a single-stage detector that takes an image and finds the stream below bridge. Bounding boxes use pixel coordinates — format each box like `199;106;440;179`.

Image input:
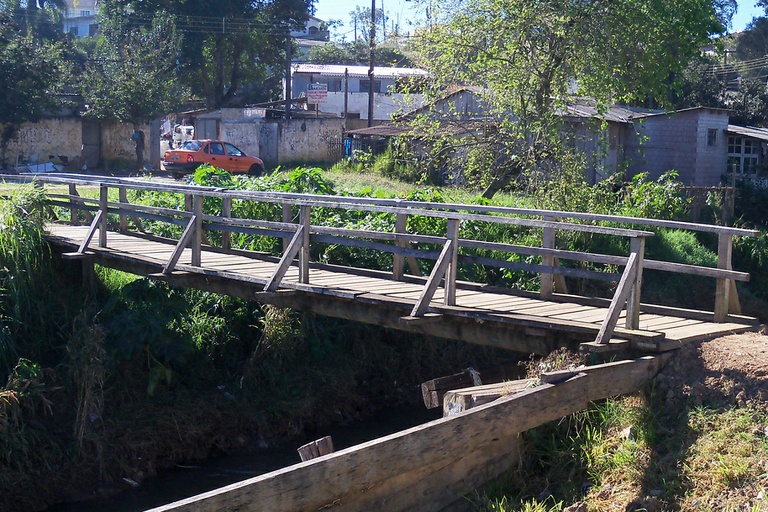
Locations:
46;405;442;512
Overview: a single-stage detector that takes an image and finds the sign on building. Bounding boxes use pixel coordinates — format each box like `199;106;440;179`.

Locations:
307;83;328;105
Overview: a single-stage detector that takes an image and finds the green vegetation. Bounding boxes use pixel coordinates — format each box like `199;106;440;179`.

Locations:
0;163;766;511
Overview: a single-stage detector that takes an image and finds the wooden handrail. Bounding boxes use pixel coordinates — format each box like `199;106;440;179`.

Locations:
8;174;757;328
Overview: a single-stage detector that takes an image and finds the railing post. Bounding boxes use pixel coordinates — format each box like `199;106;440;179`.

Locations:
98;184;108;248
540;217;555;299
118;186;128;233
68;184;79;225
222;197;232;250
299;205;310;284
282;203;292;252
192;194;203;266
393;213;407;281
184;193;193;213
625;236;645;330
714;232;733;322
444;218;459;306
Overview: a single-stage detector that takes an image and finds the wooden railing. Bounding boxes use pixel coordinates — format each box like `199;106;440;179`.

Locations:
10;174;760;344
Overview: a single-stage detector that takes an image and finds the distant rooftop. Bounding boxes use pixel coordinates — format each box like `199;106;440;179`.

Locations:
292;64;429;79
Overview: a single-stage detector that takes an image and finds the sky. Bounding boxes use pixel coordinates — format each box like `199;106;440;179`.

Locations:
313;0;766;41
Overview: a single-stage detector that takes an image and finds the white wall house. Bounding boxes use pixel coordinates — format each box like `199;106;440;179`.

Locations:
288;64;428;124
63;0;98;37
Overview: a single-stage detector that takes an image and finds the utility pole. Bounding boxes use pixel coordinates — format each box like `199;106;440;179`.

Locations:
368;0;376;127
381;0;385;39
285;33;292;122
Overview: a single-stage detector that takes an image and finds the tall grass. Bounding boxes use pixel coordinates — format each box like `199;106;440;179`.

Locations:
0;186;53;378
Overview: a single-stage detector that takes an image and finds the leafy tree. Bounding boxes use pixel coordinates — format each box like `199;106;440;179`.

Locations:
307;39;414;67
100;0;312;109
79;13;185;128
725;78;768;126
0;11;75;165
411;0;734;198
349;6;386;42
735;16;768;64
669;54;726;110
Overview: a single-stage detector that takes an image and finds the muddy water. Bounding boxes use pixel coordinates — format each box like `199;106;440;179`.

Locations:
46;405;441;512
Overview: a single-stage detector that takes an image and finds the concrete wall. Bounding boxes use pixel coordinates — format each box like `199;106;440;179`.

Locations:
3;117;152;171
198;109;344;167
625;109;729;186
279;117;344;164
101;122;150;164
4;118;82;167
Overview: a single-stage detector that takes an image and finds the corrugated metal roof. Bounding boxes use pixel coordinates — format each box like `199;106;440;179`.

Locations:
292;64;429;79
559;99;661;123
727;124;768;141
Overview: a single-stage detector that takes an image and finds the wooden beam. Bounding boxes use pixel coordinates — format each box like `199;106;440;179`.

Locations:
77;210;103;254
410;239;454;317
98;184;108;247
264;225;305;292
420;363;526;409
540;217;555;299
163;215;197;274
626;236;645;330
594;252;638;344
146;356;668;512
714;233;733;322
443;378;537;416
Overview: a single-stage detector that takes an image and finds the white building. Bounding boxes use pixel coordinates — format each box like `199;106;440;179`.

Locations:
63;0;99;37
289;64;428;125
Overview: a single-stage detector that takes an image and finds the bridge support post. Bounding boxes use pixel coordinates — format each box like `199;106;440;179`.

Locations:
282;203;292;252
299;205;310;283
445;218;459;306
715;233;736;322
625;236;645;330
98;185;108;248
540;218;555;299
222;197;231;250
393;213;406;281
68;184;79;226
118;186;128;233
192;195;202;266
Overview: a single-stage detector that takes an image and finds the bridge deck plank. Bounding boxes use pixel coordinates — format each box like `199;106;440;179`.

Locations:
45;224;758;346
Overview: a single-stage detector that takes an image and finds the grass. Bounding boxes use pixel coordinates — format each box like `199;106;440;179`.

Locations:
470;381;768;512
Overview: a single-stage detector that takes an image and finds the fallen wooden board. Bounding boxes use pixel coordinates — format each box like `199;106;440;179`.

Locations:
421;363;526;409
147;356;669;512
443;378;538;416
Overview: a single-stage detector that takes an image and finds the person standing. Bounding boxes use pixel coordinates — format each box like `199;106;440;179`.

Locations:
132;129;145;168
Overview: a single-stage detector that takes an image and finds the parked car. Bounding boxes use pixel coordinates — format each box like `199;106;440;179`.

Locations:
163;140;266;179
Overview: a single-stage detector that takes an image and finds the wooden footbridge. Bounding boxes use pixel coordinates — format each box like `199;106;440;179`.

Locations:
24;173;758;354
9;173;763;511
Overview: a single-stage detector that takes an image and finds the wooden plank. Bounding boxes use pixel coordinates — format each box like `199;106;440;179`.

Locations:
594;252;638;344
443;378;538;416
297;436;335;462
146;356;667;512
410;239;453;317
579;339;631;353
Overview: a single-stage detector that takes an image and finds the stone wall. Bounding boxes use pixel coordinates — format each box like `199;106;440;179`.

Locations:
3;118;82;167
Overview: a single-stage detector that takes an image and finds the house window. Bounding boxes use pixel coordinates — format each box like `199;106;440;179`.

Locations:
80;10;90;16
327;79;342;92
68;26;78;36
707;128;717;146
359;80;382;93
727;136;760;175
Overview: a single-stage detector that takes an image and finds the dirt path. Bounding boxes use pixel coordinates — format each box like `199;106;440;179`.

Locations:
656;330;768;409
